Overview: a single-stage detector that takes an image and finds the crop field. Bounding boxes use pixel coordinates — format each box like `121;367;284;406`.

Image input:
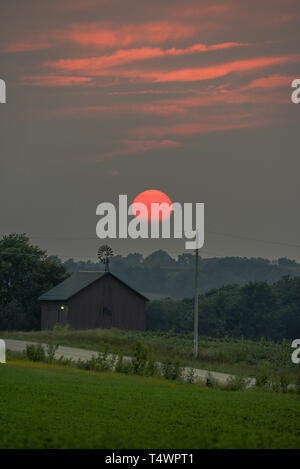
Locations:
1;360;300;449
2;328;298;380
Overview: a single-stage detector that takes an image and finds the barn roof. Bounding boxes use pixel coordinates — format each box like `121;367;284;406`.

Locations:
39;271;148;301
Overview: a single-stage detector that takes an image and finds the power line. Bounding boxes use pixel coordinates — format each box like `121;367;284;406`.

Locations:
16;230;300;249
207;229;300;249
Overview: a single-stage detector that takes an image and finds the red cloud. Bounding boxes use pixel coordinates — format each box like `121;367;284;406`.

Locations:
3;20;199;53
20;75;93;86
57;21;198;49
44;54;300;86
45;42;246;73
142;55;300;83
243;75;294;89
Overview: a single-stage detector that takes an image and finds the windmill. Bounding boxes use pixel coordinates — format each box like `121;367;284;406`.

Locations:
97;245;114;272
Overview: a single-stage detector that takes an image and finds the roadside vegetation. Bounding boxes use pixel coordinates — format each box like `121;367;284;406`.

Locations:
3;328;300;385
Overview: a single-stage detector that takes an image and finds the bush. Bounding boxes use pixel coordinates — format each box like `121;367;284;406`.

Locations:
132;342;148;375
144;358;158;377
255;364;273;388
224;375;247;391
115;353;125;373
46;343;59;363
280;375;289;393
161;359;182;380
26;344;46;362
97;348;111;371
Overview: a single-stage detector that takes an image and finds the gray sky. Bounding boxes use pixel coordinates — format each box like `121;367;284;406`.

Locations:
1;0;300;261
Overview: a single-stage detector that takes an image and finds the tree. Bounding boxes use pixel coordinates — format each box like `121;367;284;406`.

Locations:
144;250;175;268
0;234;68;330
238;281;277;339
177;253;194;267
125;253;144;267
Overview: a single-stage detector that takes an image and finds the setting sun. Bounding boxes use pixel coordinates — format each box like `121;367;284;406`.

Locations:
133;190;172;223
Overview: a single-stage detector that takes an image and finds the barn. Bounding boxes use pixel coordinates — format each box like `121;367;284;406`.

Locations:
39;271;148;331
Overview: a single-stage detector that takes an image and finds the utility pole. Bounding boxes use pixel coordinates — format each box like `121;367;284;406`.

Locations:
193;246;199;358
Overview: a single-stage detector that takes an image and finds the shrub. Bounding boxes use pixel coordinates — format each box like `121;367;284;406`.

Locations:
144;358;158;377
46;343;59;363
224;375;247;391
76;357;98;371
26;344;46;362
161;359;182;380
115;353;125;373
132;342;148;375
97;348;111;371
280;375;289;393
255;364;273;388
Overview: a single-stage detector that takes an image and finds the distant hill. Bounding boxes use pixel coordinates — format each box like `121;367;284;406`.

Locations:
53;251;300;299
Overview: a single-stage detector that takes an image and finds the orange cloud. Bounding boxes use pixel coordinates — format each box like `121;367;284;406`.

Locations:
45;42;246;73
44;54;300;86
20;75;93;86
243;75;294;89
57;21;198;49
3;20;199;53
142;55;300;83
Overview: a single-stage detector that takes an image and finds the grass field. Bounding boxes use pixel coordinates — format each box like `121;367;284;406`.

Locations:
1;360;300;449
1;328;298;380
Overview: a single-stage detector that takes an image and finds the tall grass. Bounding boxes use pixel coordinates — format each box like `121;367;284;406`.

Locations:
2;328;298;380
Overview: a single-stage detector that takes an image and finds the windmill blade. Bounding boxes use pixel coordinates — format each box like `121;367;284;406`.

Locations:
97;245;114;271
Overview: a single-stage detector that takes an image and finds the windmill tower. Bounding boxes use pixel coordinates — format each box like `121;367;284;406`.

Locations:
97;245;114;272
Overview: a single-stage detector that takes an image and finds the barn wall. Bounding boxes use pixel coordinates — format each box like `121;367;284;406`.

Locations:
67;274;146;331
68;276;106;329
109;275;146;331
41;301;69;330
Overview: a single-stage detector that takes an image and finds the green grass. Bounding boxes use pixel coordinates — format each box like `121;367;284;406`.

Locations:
1;360;300;449
1;328;298;380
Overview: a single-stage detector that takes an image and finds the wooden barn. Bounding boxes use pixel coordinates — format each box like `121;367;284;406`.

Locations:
39;271;148;331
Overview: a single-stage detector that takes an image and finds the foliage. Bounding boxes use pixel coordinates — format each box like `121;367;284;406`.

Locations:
132;342;148;375
147;277;300;341
3;328;299;381
0;234;68;330
26;344;46;362
61;250;300;299
224;375;247;391
46;344;59;363
161;359;183;380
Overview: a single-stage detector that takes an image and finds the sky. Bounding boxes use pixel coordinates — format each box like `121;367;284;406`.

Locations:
1;0;300;261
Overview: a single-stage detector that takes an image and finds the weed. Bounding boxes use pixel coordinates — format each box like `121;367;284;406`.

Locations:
26;344;46;362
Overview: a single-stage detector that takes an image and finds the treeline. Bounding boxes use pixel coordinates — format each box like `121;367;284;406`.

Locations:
147;276;300;341
0;234;68;330
56;250;300;298
1;234;299;340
